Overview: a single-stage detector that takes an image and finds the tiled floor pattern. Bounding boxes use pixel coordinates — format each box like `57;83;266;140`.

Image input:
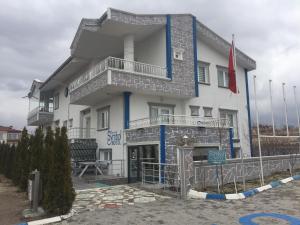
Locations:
72;185;170;213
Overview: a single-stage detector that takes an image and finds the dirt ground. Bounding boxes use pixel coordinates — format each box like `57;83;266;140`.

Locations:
0;175;30;225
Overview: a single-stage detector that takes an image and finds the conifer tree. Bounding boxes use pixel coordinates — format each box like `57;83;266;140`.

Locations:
19;127;30;191
41;127;54;205
12;140;22;185
30;127;44;172
44;127;75;215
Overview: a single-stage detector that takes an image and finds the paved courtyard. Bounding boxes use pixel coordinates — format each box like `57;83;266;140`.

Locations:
57;180;300;225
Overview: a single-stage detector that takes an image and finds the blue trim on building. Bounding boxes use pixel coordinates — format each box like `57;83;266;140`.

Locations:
229;127;234;158
123;92;131;129
245;69;253;157
192;16;199;97
166;15;172;79
160;125;166;163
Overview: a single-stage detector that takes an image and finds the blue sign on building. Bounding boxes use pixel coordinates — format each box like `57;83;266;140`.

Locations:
107;130;122;145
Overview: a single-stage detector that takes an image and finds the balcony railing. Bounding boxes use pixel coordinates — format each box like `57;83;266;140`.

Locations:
129;115;230;129
69;56;167;92
68;127;96;139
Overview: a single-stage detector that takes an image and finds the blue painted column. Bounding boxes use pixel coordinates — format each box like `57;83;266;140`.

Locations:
192;16;199;97
123;92;131;129
244;69;253;157
166;15;172;79
229;127;235;158
160;125;166;163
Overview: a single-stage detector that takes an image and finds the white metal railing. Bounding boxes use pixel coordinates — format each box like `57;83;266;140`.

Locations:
69;56;167;92
129;115;230;129
68;127;96;139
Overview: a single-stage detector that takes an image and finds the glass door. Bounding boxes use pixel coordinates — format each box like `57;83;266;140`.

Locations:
128;145;158;183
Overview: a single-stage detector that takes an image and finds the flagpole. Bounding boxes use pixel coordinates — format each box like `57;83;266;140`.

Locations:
269;80;276;136
282;83;289;136
293;86;300;135
253;75;264;185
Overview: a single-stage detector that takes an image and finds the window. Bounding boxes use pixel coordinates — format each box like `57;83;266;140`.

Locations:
217;67;229;88
54;93;59;110
193;146;219;161
219;109;238;138
103;150;112;161
173;48;184;60
190;106;200;116
149;103;175;124
97;107;109;130
68;119;73;128
198;62;210;84
63;120;68;128
203;107;213;117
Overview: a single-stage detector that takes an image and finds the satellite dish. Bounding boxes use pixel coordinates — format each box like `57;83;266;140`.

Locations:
64;87;69;97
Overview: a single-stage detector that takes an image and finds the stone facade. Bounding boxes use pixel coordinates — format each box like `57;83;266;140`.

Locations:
109;8;166;25
125;125;230;165
70;71;108;104
193;155;300;188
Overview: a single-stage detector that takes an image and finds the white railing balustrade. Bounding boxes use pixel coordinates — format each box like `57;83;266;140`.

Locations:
68;127;97;139
129;115;230;129
69;56;167;92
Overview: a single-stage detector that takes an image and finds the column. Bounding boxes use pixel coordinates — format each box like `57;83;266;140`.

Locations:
124;34;134;71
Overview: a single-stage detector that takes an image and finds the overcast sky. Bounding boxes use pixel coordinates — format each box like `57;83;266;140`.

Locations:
0;0;299;129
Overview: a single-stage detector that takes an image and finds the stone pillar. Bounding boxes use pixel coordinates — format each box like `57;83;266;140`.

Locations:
124;34;134;71
178;146;194;199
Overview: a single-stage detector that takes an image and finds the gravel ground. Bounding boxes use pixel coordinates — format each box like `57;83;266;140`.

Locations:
56;180;300;225
0;175;30;225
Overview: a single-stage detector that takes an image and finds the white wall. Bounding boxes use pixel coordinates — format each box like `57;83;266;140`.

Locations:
135;28;166;67
184;39;251;156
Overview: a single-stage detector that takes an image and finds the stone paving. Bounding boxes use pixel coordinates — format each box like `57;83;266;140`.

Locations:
56;180;300;225
72;185;170;213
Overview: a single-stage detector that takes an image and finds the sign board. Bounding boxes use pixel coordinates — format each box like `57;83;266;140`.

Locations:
208;150;226;165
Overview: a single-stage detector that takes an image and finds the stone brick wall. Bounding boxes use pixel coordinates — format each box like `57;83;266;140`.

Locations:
126;126;160;143
193;155;300;188
165;126;230;164
70;71;108;103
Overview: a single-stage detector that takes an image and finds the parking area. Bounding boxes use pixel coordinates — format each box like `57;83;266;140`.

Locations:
57;180;300;225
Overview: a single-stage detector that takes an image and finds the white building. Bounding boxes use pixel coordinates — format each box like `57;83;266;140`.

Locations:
0;126;21;145
27;8;256;182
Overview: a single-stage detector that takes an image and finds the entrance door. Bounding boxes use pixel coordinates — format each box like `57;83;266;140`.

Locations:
128;145;158;183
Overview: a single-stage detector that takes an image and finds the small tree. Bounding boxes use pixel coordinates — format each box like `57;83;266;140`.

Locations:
43;127;75;215
12;140;22;186
5;144;15;179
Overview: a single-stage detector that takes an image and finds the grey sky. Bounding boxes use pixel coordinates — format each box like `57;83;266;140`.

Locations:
0;0;299;129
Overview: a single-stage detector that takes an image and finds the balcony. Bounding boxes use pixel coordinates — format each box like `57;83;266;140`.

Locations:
68;127;97;140
128;115;230;129
69;57;180;105
27;106;54;126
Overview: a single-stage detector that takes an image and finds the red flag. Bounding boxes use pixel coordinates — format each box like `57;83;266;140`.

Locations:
228;41;237;93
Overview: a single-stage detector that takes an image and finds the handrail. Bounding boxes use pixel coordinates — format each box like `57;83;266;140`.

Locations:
68;127;97;139
69;56;167;92
129;114;230;129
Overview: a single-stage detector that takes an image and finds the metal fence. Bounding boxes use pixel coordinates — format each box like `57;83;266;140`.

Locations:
193;154;300;190
141;162;181;196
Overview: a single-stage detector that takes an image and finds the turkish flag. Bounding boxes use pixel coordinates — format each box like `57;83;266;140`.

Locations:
228;41;237;93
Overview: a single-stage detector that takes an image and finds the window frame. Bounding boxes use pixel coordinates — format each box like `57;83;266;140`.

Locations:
97;106;110;131
189;105;200;117
219;109;239;138
217;66;229;88
203;107;213;118
198;61;210;85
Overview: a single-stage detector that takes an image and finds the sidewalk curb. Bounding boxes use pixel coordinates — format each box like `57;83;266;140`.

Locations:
188;175;298;200
17;209;76;225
